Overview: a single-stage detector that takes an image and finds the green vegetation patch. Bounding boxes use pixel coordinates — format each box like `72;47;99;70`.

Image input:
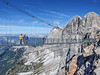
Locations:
1;56;9;61
0;50;5;55
7;58;15;63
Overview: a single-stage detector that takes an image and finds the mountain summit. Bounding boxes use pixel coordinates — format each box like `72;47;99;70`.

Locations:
47;12;100;40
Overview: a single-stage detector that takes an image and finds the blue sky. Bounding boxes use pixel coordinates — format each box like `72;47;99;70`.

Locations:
0;0;100;34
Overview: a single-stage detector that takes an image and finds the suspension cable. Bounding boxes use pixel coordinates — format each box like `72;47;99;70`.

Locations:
6;4;7;36
0;0;56;27
9;14;12;34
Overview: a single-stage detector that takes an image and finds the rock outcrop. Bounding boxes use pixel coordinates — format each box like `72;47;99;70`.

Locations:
63;16;82;39
47;26;63;39
47;12;100;75
79;12;100;38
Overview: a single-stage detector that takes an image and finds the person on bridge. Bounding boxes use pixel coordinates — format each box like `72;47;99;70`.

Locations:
23;35;26;44
43;37;45;45
26;36;29;45
19;34;22;44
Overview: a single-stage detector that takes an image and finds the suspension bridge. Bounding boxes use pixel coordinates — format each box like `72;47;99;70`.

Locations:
0;0;97;47
0;36;97;46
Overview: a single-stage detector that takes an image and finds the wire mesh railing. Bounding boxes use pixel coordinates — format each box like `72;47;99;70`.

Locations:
0;36;46;46
0;36;97;46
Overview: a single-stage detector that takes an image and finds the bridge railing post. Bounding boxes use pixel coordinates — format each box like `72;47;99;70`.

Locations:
50;38;51;44
10;36;11;45
32;38;34;45
40;38;42;45
56;39;58;44
35;38;36;46
53;39;54;44
57;39;59;44
7;37;8;44
48;38;49;44
43;38;46;45
52;38;54;44
50;38;52;44
46;38;48;44
64;39;65;44
66;39;67;44
47;38;48;44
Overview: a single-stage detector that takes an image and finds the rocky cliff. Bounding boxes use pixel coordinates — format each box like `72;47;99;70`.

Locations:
6;12;100;75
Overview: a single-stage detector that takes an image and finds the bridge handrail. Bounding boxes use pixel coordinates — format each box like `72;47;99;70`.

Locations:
0;36;97;46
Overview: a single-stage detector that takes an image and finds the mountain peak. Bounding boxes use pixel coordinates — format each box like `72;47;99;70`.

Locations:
72;16;82;20
84;12;99;18
67;16;82;26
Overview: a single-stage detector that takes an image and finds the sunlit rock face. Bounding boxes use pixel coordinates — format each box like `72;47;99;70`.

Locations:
47;26;63;39
84;12;100;27
48;12;100;40
79;12;100;38
6;12;100;75
62;16;82;39
6;45;68;75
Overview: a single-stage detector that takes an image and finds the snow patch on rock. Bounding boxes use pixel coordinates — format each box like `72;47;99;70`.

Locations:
18;71;33;75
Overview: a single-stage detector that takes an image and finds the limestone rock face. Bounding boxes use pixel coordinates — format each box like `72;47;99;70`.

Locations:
47;26;63;39
47;16;83;40
79;12;100;38
62;16;82;39
46;12;100;75
84;44;94;57
47;12;100;40
68;56;78;75
84;12;100;27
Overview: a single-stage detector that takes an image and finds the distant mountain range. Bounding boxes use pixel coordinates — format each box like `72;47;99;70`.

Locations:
0;33;48;38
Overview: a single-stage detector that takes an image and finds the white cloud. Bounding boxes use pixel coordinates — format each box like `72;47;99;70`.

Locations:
0;25;52;34
0;18;38;25
33;21;38;24
18;19;24;23
53;21;60;25
43;10;70;18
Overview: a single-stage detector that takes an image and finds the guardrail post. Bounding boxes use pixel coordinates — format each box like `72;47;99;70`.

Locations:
50;38;53;44
66;39;67;43
35;38;36;46
7;37;8;44
31;38;33;45
46;39;47;44
40;38;41;45
50;38;51;44
43;38;45;45
53;39;54;44
10;36;11;45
